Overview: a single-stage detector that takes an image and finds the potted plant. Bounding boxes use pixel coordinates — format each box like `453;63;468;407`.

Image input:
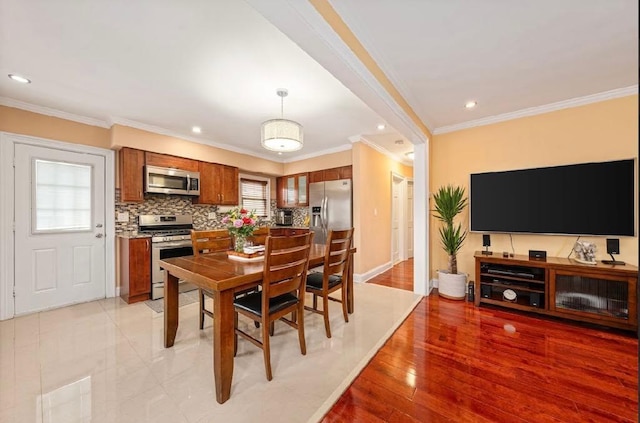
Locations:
432;184;468;300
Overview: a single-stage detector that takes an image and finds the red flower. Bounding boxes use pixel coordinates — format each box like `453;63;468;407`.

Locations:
240;208;248;214
242;217;251;224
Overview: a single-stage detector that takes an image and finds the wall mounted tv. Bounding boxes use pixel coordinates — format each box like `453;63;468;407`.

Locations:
470;159;635;236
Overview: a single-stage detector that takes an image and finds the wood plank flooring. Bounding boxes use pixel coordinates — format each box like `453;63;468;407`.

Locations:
323;259;638;422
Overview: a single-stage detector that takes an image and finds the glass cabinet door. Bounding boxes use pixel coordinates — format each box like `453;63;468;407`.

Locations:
298;174;307;204
286;176;296;205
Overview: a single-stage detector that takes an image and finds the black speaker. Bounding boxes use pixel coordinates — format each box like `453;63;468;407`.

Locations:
482;234;491;247
606;238;620;254
529;293;541;308
481;285;491;298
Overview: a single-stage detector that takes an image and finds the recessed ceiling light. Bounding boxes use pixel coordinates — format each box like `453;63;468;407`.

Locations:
277;152;283;155
394;139;404;145
465;101;477;109
8;74;31;84
377;124;386;130
406;152;414;160
192;126;202;134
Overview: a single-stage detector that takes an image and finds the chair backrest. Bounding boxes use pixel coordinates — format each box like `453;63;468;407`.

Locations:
262;233;314;302
248;226;269;246
323;228;354;279
190;229;231;256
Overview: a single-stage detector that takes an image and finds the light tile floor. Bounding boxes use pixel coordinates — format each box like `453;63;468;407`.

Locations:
0;284;420;423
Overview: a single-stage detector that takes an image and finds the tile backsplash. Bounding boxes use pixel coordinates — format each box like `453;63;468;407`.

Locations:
115;190;308;233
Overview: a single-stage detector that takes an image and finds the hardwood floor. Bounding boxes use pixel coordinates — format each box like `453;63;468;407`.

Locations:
323;259;638;422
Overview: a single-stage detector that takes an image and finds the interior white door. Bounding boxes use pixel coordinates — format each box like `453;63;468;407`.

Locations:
14;143;106;315
407;180;414;258
391;176;401;264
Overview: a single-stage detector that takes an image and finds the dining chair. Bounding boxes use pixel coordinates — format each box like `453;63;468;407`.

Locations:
305;228;354;338
190;229;232;329
234;232;314;381
248;226;269;246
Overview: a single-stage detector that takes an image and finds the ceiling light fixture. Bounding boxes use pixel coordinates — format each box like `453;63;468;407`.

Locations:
406;152;414;160
377;124;386;130
192;126;202;134
465;101;477;109
8;74;31;84
261;89;303;152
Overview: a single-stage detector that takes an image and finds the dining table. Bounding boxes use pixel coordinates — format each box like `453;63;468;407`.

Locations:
160;243;355;404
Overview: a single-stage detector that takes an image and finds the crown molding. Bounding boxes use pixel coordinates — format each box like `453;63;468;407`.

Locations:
0;97;110;128
354;136;413;167
282;143;352;163
433;85;639;135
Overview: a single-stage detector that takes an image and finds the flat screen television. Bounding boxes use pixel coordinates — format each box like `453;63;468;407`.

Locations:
470;159;635;236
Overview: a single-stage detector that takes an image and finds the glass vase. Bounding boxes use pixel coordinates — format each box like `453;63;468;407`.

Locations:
233;234;247;253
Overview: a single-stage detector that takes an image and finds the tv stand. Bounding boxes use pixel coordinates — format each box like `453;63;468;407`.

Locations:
602;254;625;266
474;252;637;331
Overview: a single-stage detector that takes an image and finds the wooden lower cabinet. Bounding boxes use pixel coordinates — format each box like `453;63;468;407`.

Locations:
119;237;151;304
269;228;309;237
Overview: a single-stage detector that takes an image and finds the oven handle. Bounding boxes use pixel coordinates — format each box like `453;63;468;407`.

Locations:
152;242;193;249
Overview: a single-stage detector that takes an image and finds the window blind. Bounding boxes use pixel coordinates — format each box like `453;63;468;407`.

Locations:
241;178;268;217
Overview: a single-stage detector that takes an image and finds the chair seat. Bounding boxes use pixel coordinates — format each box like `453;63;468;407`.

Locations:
234;292;299;316
306;272;342;290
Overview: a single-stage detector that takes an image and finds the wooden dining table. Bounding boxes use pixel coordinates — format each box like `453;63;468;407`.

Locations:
160;243;355;404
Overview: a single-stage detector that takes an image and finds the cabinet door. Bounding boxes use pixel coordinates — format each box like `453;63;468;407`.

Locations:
309;170;324;183
339;165;352;179
129;238;151;296
220;165;239;205
276;177;286;208
119;148;144;202
323;167;341;181
193;161;220;205
286;176;297;206
297;174;308;206
145;152;199;171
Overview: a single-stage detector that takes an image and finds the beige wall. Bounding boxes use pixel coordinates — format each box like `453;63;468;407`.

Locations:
352;142;413;275
0;106;111;148
283;149;352;175
430;95;639;280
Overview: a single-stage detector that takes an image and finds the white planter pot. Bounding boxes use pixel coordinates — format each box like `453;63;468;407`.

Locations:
437;270;467;300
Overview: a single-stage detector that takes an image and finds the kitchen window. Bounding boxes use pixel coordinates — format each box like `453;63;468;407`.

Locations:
240;176;270;218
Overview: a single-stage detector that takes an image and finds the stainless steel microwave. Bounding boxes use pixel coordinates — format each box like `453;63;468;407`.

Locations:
145;165;200;196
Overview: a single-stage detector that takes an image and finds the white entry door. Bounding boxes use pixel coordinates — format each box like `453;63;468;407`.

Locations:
391;176;402;264
14;143;107;315
407;180;414;258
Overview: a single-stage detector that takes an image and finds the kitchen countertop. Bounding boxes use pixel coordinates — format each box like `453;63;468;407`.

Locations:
117;232;152;239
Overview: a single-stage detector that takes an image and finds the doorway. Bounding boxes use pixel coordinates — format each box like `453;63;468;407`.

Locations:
0;133;115;319
391;173;412;265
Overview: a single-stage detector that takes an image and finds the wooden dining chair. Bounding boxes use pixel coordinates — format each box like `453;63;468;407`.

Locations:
248;226;269;246
234;232;314;381
190;229;232;329
305;228;354;338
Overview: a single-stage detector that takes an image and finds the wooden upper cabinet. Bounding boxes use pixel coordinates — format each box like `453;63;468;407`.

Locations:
193;162;239;205
145;151;199;172
308;166;352;184
276;173;309;208
119;147;145;202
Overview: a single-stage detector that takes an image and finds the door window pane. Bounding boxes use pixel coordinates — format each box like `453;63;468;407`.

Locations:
34;160;92;232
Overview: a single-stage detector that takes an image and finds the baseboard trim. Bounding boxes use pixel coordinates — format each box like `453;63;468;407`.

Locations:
115;287;120;297
353;261;393;284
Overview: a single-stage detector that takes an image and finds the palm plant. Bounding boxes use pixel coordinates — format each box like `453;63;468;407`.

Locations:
432;185;468;275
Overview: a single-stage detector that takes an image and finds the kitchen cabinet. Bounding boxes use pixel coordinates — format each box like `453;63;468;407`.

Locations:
308;166;352;183
270;228;309;237
276;173;309;208
193;162;239;205
119;237;151;304
145;151;199;172
119;147;145;202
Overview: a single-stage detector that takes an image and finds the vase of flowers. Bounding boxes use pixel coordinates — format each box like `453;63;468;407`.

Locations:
222;207;257;252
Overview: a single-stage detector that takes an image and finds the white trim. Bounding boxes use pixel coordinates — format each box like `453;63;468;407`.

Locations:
412;142;429;296
0;132;116;320
433;86;639;135
352;137;413;167
281;143;352;163
0;97;110;128
353;261;392;284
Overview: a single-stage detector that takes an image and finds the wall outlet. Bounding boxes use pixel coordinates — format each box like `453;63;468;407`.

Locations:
117;212;129;222
208;212;216;220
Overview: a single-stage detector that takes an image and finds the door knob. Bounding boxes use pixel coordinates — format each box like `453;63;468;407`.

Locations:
95;233;104;238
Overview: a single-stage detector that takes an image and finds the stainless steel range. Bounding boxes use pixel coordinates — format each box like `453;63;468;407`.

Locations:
138;214;195;300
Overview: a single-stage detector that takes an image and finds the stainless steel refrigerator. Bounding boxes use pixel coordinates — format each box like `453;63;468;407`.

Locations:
309;179;352;245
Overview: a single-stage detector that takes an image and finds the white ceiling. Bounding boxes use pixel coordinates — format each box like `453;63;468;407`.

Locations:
1;0;637;165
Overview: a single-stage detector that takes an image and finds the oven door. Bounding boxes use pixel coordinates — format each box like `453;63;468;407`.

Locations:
151;241;194;300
